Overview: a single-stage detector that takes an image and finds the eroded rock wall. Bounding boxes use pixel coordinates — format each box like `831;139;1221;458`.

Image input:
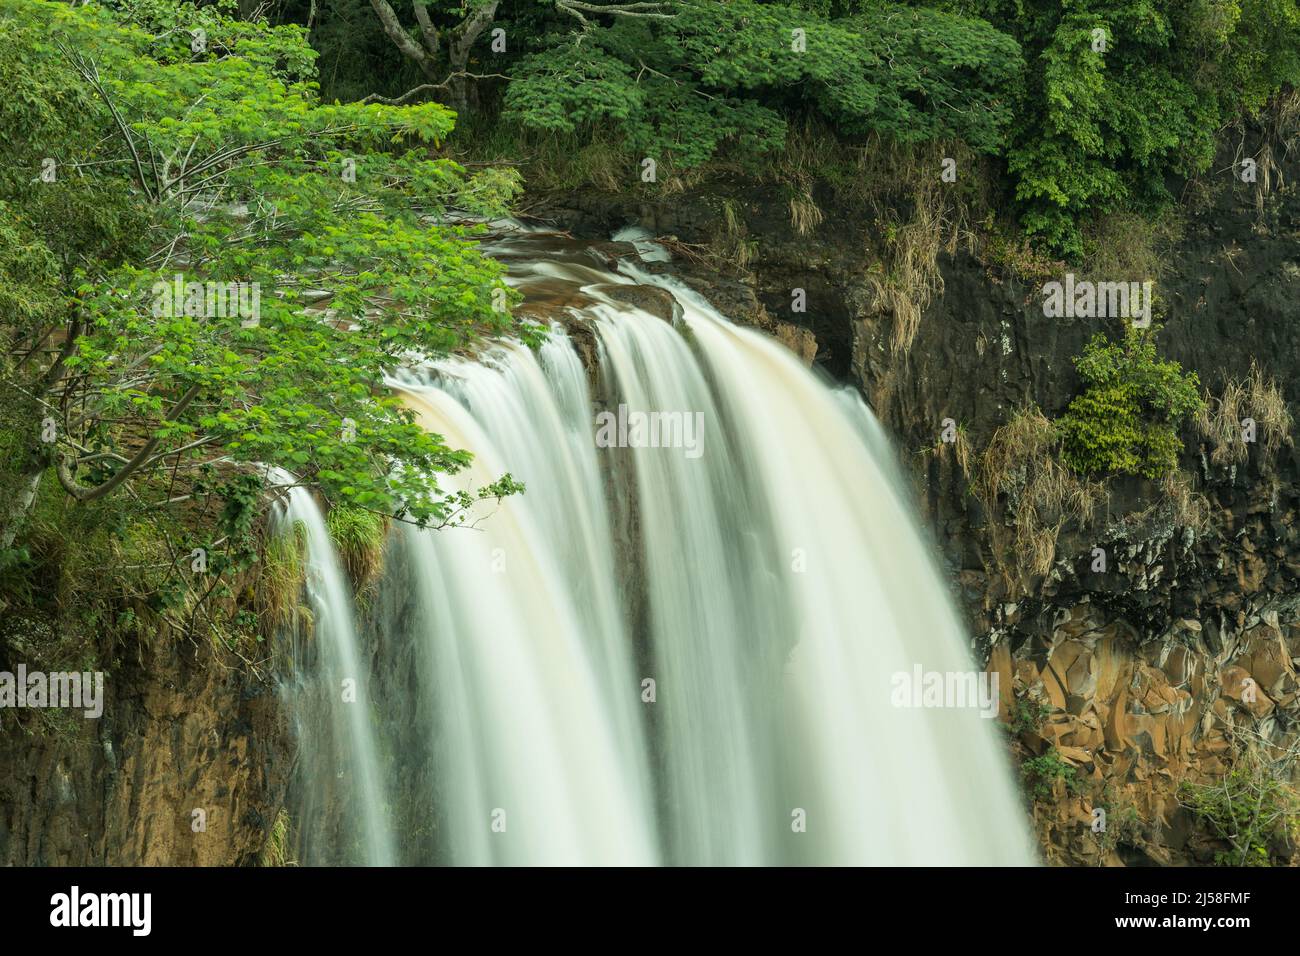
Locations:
0;629;290;865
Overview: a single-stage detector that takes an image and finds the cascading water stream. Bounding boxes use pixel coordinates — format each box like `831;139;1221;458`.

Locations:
613;260;1031;863
286;225;1034;865
273;473;395;866
393;374;660;865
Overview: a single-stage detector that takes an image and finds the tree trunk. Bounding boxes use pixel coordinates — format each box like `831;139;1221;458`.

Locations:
447;72;472;117
447;70;478;117
2;314;83;546
446;0;499;118
0;454;47;551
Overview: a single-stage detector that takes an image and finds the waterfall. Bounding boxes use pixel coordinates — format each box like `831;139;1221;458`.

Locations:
393;356;661;865
285;227;1034;865
274;474;396;866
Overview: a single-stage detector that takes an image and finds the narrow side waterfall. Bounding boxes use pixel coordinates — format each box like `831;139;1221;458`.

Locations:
274;476;395;866
286;228;1034;865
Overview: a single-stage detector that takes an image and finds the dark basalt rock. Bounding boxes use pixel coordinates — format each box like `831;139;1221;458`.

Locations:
588;282;680;323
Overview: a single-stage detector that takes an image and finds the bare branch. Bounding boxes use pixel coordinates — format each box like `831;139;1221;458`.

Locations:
58;382;203;502
556;0;673;28
59;44;157;202
359;72;512;105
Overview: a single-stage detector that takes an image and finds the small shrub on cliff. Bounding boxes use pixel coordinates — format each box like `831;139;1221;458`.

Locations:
1095;798;1144;857
1179;744;1300;866
1004;698;1051;737
979;223;1060;285
1022;747;1081;801
1058;328;1205;479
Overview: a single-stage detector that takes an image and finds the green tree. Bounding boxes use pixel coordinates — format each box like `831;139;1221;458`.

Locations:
344;1;1021;170
951;0;1300;255
0;0;530;557
502;0;1023;170
365;0;505;113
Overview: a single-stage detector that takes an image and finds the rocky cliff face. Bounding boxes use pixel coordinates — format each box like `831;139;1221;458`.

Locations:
540;134;1300;866
0;627;290;865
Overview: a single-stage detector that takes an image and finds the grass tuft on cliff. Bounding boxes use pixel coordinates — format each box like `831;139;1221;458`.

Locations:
259;808;296;867
256;520;309;640
325;506;387;594
1196;363;1295;467
974;405;1104;591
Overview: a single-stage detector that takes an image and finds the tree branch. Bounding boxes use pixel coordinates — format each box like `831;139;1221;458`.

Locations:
59;45;158;202
448;0;501;70
369;0;436;76
556;0;673;28
412;1;440;57
58;382;203;503
359;72;512;105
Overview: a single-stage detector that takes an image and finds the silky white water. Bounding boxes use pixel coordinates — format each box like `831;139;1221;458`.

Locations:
274;473;395;866
394;363;660;865
287;227;1033;865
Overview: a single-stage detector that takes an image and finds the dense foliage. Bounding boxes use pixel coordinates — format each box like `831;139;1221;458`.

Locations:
959;0;1300;254
313;0;1300;255
1;0;527;519
1057;329;1205;479
502;1;1023;167
0;0;528;634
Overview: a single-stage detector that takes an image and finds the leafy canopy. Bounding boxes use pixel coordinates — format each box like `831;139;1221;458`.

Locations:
308;0;1300;257
1;0;532;537
956;0;1300;255
501;0;1024;169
